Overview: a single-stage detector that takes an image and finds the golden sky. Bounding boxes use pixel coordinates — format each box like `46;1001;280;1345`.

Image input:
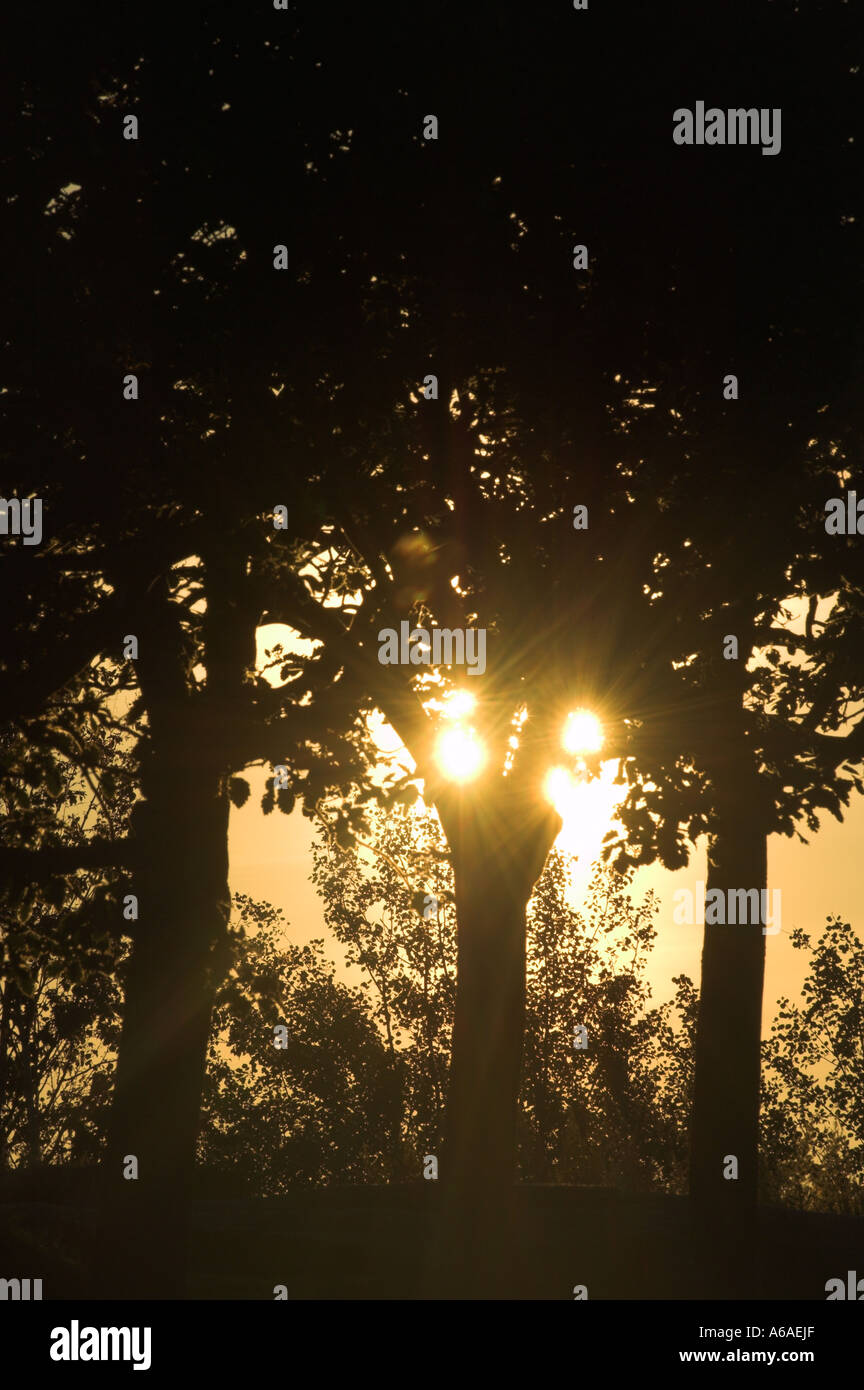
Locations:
227;612;864;1031
228;754;864;1032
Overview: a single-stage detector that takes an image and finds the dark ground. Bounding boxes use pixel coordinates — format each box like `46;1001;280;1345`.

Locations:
1;1177;861;1300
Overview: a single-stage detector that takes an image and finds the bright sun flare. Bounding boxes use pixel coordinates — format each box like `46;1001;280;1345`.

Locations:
432;702;615;863
562;708;605;755
543;760;622;868
442;690;476;721
544;709;621;872
435;726;487;783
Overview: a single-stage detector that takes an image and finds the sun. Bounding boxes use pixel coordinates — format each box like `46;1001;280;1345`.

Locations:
562;708;604;756
435;726;487;783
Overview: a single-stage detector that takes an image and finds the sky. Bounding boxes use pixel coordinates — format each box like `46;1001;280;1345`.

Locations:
228;726;864;1036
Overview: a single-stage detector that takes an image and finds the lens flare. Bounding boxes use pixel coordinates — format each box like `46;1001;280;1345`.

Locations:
562;708;604;755
435;727;487;782
544;765;579;813
442;690;476;720
543;760;623;869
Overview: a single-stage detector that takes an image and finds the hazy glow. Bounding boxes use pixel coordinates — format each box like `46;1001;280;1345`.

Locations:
544;766;579;812
544;760;623;868
442;690;476;721
563;708;604;755
436;727;487;782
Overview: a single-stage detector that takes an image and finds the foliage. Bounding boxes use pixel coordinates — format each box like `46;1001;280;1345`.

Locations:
203;806;699;1193
521;851;697;1191
7;773;864;1218
760;918;864;1215
0;718;131;1169
198;895;400;1190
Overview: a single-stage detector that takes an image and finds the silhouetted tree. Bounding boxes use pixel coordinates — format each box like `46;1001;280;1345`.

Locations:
5;0;863;1306
760;917;864;1216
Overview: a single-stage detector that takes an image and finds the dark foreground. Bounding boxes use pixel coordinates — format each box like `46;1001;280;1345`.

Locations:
1;1181;860;1300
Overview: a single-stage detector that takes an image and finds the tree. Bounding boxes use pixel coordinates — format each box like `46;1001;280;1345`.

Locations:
761;918;864;1217
0;711;131;1172
311;802;698;1197
200;895;399;1189
521;852;696;1193
5;0;862;1303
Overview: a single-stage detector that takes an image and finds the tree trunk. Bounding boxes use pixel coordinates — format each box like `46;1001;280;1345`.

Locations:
429;782;559;1296
690;726;768;1295
102;762;230;1297
446;866;528;1180
100;594;234;1298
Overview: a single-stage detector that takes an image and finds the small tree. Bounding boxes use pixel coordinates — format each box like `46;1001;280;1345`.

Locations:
199;895;398;1190
761;918;864;1216
522;854;697;1192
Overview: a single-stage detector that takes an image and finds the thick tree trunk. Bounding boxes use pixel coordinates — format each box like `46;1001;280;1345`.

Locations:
100;588;237;1298
691;803;766;1210
445;868;529;1188
690;728;768;1295
101;760;230;1297
429;783;559;1296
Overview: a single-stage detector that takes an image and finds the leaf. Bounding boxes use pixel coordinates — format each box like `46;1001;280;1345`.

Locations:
229;777;251;809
